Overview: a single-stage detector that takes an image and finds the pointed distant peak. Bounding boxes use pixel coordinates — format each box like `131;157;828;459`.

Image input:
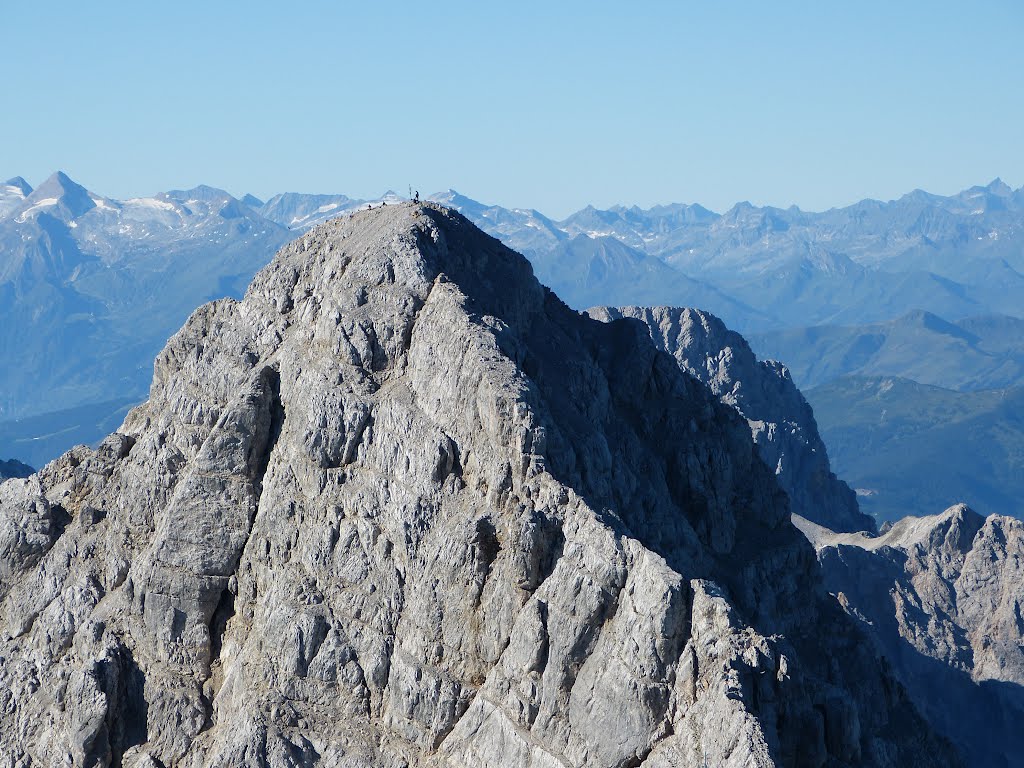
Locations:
726;200;756;214
874;502;984;552
849;197;885;211
165;184;234;203
426;189;488;215
685;202;719;218
240;193;264;208
985;177;1012;196
23;170;96;219
944;502;982;522
4;176;32;196
34;170;89;197
721;200;756;219
379;190;405;205
433;188;471;203
899;187;943;205
931;503;985;547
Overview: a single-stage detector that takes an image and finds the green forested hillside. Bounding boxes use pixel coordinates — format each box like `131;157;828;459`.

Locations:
805;375;1024;521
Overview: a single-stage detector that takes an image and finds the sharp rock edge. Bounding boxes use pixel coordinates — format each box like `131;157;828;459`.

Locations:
586;306;874;535
0;203;958;767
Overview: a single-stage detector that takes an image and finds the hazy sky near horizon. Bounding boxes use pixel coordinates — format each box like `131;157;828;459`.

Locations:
4;0;1022;217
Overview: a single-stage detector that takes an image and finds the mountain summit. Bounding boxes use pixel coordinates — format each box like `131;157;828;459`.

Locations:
3;177;32;196
0;203;958;766
18;170;98;220
0;177;33;217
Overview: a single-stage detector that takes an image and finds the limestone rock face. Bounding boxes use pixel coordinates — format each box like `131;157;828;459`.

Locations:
807;505;1024;767
587;306;873;534
0;203;955;767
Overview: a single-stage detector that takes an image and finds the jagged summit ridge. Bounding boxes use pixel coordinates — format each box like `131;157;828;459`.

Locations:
0;202;956;767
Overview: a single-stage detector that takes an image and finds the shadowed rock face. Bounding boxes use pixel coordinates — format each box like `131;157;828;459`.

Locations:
0;203;956;767
805;505;1024;767
588;306;873;534
0;458;34;481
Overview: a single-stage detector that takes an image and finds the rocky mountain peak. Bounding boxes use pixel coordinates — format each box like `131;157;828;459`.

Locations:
811;503;1024;766
16;170;97;220
3;176;32;196
985;177;1012;196
0;177;33;218
0;202;957;766
588;305;874;534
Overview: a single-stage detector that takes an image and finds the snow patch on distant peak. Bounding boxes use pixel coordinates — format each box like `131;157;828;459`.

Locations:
3;177;32;196
126;197;178;212
89;196;117;211
13;198;59;222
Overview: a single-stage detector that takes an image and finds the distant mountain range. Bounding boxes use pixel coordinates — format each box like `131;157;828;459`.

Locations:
0;175;436;423
431;180;1024;331
0;173;295;421
2;172;1022;522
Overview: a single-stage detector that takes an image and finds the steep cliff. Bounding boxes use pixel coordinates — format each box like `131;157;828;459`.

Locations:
0;203;953;767
588;306;872;534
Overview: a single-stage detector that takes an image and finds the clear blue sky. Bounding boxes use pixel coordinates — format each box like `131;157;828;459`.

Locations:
3;0;1021;217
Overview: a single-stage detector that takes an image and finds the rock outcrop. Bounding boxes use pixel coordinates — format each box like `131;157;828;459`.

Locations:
0;203;955;767
804;505;1024;767
588;306;873;534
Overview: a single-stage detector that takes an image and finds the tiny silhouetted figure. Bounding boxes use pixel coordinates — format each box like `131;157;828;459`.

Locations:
414;190;420;202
